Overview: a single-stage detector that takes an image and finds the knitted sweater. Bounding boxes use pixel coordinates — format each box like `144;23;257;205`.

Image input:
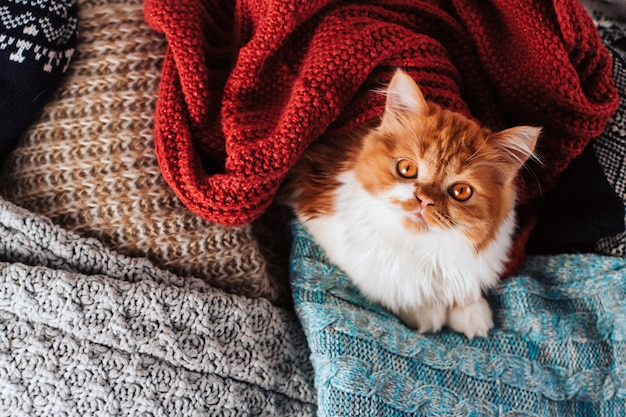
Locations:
144;0;618;273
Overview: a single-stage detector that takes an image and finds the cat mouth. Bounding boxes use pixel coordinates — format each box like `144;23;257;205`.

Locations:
408;210;426;224
403;210;431;232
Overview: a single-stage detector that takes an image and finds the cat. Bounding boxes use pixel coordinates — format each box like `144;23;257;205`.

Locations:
282;69;540;338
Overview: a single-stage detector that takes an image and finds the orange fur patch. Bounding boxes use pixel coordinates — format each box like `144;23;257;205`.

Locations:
280;122;374;219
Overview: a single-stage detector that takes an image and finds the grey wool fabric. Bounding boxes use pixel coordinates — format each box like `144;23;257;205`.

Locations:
0;195;316;416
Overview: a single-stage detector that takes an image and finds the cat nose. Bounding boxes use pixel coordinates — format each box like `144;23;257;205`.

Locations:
415;193;434;208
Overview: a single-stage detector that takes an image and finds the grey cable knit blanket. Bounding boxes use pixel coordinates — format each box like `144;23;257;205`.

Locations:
0;196;316;416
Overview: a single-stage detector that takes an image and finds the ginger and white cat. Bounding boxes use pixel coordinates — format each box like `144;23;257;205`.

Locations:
283;69;540;338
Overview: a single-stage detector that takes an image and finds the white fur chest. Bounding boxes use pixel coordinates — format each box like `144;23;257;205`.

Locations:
297;172;515;313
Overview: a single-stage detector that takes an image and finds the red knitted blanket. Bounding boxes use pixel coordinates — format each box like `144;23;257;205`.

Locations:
145;0;618;272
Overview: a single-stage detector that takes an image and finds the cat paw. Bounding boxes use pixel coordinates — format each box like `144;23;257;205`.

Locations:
446;297;494;339
397;305;447;334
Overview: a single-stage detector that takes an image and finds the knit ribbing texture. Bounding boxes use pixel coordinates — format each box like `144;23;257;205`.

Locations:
0;0;293;306
144;0;618;273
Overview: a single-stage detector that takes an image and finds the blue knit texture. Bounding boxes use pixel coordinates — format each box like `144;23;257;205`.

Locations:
290;221;626;416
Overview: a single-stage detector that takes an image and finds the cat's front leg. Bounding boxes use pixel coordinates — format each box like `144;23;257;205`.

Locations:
446;297;494;339
396;304;448;334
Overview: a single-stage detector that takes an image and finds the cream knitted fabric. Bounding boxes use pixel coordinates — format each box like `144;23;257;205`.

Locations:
0;0;292;306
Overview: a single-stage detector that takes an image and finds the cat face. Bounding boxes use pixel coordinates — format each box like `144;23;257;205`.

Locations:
352;70;540;250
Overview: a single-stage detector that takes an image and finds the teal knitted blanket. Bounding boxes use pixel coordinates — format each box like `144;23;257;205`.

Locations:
290;221;626;416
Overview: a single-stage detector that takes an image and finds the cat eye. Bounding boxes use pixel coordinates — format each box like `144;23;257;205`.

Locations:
396;159;418;178
449;183;473;201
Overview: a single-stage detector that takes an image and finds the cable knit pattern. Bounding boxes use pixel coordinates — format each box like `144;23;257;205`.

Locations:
290;220;626;416
0;0;293;306
144;0;617;274
0;195;316;416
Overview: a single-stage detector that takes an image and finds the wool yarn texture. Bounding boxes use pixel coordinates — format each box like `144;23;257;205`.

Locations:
0;0;293;307
144;0;618;273
0;195;316;416
587;2;626;257
290;219;626;416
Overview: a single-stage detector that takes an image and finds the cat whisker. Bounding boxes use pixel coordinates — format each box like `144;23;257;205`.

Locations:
442;213;463;229
527;151;543;166
521;163;544;197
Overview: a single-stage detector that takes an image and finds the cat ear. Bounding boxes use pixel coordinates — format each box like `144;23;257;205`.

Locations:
490;126;541;178
383;69;429;120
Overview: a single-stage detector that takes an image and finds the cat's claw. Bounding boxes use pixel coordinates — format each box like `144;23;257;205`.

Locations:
446;297;494;339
